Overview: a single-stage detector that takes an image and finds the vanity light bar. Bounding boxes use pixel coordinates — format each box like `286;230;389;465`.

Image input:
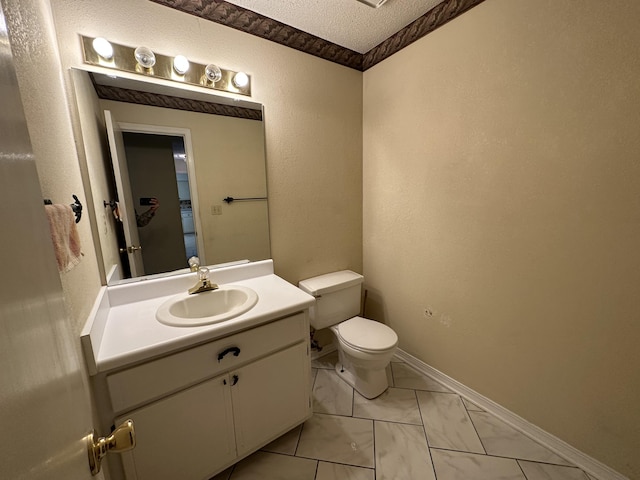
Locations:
80;35;251;97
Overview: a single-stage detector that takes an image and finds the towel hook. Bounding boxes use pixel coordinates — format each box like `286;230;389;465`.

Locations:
71;195;83;223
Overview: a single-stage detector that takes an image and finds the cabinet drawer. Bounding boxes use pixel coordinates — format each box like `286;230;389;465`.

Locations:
107;312;308;413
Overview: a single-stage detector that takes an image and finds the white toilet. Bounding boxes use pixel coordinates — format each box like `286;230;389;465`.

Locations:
299;270;398;399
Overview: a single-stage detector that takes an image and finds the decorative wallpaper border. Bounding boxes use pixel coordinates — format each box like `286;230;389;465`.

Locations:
149;0;363;70
363;0;486;70
92;78;263;121
150;0;486;72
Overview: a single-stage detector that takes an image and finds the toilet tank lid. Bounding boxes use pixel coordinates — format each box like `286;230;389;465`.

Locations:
298;270;364;296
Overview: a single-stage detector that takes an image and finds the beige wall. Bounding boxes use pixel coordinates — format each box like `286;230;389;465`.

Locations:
101;99;270;267
363;0;640;477
50;0;363;285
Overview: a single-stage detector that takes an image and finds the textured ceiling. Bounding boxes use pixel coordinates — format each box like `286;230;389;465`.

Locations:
224;0;447;54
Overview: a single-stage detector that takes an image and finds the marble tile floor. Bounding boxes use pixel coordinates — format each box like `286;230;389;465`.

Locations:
212;351;597;480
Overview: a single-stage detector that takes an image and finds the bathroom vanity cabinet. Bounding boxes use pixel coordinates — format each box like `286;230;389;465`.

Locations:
96;312;312;480
81;261;315;480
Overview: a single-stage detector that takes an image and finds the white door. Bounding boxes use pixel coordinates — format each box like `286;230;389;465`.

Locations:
0;7;96;479
104;109;145;276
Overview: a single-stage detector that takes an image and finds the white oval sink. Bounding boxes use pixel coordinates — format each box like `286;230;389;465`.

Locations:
156;285;258;327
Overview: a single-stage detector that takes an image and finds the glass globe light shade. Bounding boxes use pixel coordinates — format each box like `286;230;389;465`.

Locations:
233;71;249;88
173;55;190;75
205;64;222;83
134;46;156;68
92;37;114;60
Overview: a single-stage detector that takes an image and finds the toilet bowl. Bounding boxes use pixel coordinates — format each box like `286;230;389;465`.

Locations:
299;271;398;399
330;316;398;398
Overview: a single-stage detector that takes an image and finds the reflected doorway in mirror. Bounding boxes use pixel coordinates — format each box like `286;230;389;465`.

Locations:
123;131;198;275
70;68;270;286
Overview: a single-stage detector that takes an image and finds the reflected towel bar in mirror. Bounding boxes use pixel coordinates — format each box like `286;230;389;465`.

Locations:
223;196;267;204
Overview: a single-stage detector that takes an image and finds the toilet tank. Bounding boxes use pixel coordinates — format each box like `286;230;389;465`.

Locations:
298;270;364;329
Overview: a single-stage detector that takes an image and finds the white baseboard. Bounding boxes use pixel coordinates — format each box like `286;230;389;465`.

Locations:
394;349;628;480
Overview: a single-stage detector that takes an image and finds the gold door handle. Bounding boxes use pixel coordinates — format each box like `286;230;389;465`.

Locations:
119;245;142;254
87;419;136;475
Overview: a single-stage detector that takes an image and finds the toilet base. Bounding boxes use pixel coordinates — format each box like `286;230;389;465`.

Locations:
334;361;389;399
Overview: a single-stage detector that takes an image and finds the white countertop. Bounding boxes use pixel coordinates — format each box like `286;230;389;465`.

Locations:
81;260;315;374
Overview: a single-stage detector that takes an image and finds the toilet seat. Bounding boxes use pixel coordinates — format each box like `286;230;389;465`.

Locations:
334;316;398;353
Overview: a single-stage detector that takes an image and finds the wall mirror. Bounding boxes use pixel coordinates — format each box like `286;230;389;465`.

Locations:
71;68;270;285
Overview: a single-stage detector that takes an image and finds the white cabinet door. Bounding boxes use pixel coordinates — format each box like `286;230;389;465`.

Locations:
117;374;235;480
231;342;311;456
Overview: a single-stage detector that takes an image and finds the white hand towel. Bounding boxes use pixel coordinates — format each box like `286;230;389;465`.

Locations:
45;204;82;272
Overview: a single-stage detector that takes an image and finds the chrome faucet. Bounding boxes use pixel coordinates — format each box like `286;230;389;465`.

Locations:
189;267;219;295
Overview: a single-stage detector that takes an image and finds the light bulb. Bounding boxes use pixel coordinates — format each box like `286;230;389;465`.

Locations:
173;55;190;75
134;46;156;68
92;37;113;60
233;71;249;88
205;64;222;83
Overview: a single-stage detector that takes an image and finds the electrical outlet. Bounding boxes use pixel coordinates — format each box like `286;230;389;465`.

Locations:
211;205;222;215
